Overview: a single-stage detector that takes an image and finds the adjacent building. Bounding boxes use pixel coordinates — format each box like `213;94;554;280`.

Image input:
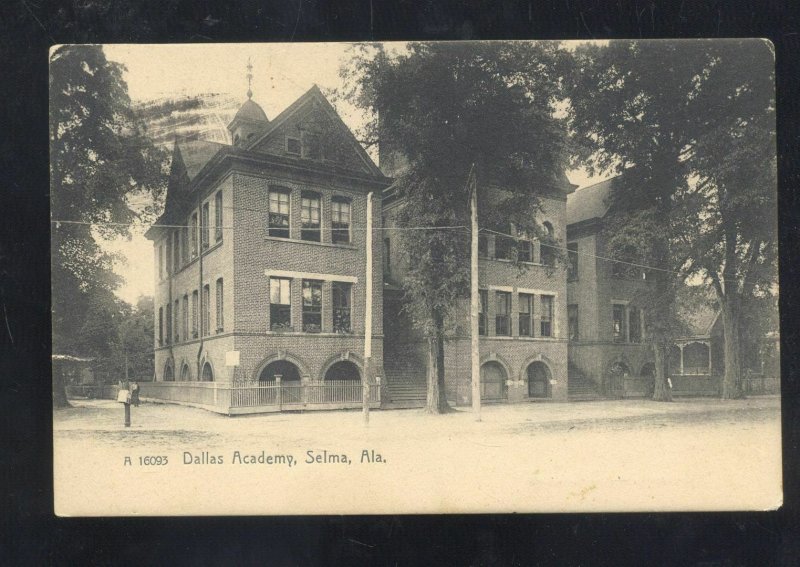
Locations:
381;157;576;407
565;178;654;399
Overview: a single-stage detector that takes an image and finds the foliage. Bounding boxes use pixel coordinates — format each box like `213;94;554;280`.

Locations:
569;39;777;400
343;42;570;327
50;45;166;404
341;42;571;411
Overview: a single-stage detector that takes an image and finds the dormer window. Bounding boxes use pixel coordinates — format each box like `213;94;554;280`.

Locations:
286;137;301;155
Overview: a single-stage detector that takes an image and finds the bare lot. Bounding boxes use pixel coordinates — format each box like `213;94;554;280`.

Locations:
54;397;782;515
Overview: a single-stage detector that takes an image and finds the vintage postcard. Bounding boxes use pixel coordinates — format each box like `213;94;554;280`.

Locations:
51;40;781;516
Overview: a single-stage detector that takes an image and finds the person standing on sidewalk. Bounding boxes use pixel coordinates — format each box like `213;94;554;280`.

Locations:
130;381;140;407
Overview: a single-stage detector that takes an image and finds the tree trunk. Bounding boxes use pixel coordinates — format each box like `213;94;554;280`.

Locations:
425;308;451;413
652;341;672;402
53;366;71;409
720;298;743;399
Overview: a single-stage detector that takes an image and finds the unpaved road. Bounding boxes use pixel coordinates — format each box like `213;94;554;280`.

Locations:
54;396;782;515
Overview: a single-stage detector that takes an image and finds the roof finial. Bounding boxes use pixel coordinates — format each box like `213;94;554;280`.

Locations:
246;57;253;99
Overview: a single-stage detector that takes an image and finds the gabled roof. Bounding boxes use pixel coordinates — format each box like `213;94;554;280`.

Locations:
245;84;385;179
566;176;616;225
175;138;226;181
675;285;720;338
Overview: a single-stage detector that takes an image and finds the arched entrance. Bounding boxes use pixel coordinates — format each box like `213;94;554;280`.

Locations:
201;362;214;382
324;360;361;381
323;360;361;402
640;362;655;397
163;363;174;382
259;360;301;382
481;361;508;401
527;361;552;398
180;363;191;381
260;360;302;403
607;361;630;398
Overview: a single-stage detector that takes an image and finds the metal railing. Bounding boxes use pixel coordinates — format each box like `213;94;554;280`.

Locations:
139;380;379;411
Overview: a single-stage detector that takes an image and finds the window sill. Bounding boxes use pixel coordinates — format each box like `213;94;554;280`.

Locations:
264;330;358;338
490;258;546;267
264;235;356;250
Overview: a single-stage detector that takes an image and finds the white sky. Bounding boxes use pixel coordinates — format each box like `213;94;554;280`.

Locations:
100;42;605;304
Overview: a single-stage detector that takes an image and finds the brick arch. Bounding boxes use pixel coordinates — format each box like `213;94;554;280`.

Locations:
252;352;311;382
179;359;193;381
606;356;632;376
162;357;175;382
518;353;556;383
318;351;364;382
479;353;513;381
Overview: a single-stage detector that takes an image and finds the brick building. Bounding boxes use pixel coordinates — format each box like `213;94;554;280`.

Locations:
144;85;391;413
565;177;655;399
381;160;576;407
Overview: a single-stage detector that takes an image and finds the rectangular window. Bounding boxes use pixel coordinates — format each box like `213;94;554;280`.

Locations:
567;242;579;280
495;291;511;336
612;304;626;343
568;304;579;341
629;306;641;343
158;307;163;345
494;235;513;261
191;213;198;258
301;191;321;241
540;295;554;337
332;282;352;334
268;188;291;238
166;238;172;275
181;226;189;265
174;230;181;269
302;280;323;333
519;293;533;337
191;290;198;338
215;278;224;332
182;294;189;340
518;239;532;263
157;245;163;280
541;223;555;267
478;290;488;336
174;299;180;342
165;303;172;344
202;284;210;337
478;234;489;258
286;137;301;155
269;277;291;330
331;197;351;244
215;191;223;242
201;203;210;249
383;238;391;276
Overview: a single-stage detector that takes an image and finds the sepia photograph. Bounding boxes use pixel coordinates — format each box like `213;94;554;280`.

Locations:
50;40;781;516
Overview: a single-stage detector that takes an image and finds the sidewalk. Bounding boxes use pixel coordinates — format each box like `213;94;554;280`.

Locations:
54;395;780;441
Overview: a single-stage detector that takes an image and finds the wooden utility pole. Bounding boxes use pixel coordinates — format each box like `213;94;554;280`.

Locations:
363;191;374;425
469;164;481;421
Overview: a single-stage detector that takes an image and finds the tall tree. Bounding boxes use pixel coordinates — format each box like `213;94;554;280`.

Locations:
342;42;570;412
675;40;777;398
569;40;777;401
568;41;719;401
50;45;166;407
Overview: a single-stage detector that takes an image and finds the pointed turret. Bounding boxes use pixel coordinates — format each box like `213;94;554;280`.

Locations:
227;58;269;146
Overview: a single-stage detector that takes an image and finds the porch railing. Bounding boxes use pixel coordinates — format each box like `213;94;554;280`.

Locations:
139;380;379;412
